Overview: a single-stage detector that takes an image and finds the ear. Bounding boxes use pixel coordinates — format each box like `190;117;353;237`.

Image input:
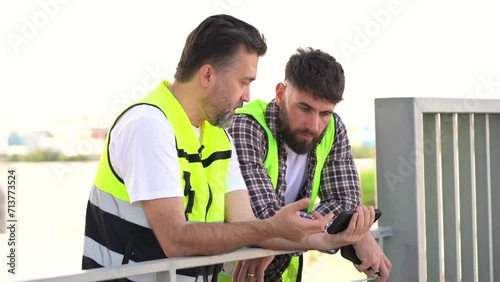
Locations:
199;64;214;88
275;82;286;106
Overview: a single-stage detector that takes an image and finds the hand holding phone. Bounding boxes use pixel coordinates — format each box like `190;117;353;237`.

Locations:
327;208;382;264
327;208;381;235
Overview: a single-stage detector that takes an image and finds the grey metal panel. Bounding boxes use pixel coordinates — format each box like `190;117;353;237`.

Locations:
423;113;443;281
489;114;500;281
440;113;461;281
375;98;500;113
457;113;478;282
375;98;426;282
374;98;500;281
474;114;494;282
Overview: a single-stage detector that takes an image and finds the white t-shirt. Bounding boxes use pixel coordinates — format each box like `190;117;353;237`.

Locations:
109;105;247;204
284;144;308;204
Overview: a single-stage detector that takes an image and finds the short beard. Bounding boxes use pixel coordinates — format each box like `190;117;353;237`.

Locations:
215;110;234;128
278;104;325;154
202;77;241;128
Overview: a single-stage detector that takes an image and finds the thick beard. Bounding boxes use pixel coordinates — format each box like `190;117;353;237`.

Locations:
278;105;325;154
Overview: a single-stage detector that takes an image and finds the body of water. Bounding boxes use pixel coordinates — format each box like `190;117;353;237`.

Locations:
0;161;97;281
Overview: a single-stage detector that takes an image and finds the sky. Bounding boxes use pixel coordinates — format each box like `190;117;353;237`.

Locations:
1;0;500;142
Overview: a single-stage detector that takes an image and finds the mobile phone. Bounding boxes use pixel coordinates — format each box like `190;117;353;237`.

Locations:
327;208;382;265
327;208;381;234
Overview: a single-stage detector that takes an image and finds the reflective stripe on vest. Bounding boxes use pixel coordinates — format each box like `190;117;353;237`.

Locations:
83;81;231;278
236;99;336;282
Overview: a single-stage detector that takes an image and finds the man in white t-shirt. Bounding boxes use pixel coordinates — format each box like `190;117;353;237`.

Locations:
82;15;376;282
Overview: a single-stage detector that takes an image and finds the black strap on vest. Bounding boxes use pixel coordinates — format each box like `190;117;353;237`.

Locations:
297;254;304;282
183;171;195;220
178;263;223;281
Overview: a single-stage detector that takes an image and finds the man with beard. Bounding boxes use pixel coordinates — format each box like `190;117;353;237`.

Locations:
227;47;392;282
82;16;375;282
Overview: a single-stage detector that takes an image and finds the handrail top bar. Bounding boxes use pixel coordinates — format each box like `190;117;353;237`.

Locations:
14;248;291;282
370;226;393;238
375;97;500;113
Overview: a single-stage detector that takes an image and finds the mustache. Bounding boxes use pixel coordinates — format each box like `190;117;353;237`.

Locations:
295;129;319;138
234;101;243;109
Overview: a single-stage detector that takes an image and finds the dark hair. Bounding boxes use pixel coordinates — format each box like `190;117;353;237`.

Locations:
285;47;345;104
174;14;267;82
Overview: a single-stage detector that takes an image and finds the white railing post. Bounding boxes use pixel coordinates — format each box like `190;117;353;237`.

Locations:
156;270;176;282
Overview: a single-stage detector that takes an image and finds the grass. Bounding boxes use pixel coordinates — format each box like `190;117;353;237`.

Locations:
351;145;377;207
359;165;377;207
7;150;90;162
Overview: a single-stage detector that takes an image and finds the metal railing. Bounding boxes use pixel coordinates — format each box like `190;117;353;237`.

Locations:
12;226;392;282
15;97;498;282
375;98;500;282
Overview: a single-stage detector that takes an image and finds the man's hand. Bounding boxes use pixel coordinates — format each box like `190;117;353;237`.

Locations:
269;198;333;242
232;256;275;282
311;205;375;250
352;234;392;282
333;206;375;246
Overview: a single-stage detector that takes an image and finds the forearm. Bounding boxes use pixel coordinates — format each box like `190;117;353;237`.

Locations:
143;197;278;258
167;219;276;257
149;194;330;258
257;232;343;252
257;236;318;252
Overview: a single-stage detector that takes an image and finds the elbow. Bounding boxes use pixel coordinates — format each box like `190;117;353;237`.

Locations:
159;238;186;258
163;247;180;258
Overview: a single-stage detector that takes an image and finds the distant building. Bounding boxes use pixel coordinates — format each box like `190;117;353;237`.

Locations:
4;116;109;159
24;130;56;153
91;128;107;140
7;131;24;146
6;131;29;156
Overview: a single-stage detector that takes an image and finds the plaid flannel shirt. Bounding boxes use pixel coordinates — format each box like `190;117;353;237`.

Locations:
228;100;361;281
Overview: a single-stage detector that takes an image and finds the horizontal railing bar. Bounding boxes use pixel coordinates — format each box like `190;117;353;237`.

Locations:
375;98;500;114
371;226;393;238
15;248;291;282
348;278;378;282
15;227;392;282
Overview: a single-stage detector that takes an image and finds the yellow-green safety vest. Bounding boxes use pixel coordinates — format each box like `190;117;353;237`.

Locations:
83;81;231;279
220;99;335;282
